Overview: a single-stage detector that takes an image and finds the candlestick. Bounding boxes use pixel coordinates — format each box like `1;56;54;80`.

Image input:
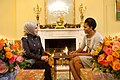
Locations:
79;3;87;24
33;4;41;25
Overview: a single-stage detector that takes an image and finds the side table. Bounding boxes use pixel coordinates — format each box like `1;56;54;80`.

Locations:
54;52;71;80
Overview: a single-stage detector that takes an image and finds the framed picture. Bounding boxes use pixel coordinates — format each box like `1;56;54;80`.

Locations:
116;0;120;20
45;0;75;24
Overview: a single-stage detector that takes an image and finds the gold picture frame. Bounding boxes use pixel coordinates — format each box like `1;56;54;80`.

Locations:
116;0;120;20
44;0;75;25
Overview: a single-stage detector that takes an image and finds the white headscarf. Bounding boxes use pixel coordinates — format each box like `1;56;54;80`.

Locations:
24;22;37;36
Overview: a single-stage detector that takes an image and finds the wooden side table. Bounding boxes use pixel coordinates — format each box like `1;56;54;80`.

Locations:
54;52;71;80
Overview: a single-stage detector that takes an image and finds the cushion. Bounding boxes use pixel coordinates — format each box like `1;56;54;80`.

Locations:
80;68;116;80
16;69;45;80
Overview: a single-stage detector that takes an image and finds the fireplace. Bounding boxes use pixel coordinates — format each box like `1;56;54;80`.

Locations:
38;28;85;53
45;38;76;53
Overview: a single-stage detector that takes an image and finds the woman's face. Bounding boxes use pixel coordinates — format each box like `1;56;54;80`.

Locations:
83;23;92;34
34;26;38;35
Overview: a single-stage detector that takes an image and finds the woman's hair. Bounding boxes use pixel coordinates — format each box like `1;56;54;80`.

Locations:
85;17;97;30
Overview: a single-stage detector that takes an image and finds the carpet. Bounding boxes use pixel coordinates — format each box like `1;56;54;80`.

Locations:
52;65;74;80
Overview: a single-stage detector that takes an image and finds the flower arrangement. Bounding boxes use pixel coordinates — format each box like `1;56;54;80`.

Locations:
0;39;27;74
91;36;120;79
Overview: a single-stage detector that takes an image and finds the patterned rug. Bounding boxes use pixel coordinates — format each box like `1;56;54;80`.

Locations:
52;65;74;80
56;72;74;80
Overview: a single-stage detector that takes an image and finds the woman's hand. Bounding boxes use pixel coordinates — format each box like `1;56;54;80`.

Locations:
69;51;78;58
69;51;76;55
41;56;48;62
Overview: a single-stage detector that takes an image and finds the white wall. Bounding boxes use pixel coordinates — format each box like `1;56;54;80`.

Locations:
104;0;120;37
0;0;16;39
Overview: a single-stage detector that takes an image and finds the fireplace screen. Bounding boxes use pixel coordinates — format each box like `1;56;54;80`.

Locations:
45;38;76;53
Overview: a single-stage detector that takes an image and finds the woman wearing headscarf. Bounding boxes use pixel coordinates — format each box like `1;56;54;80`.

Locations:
21;22;52;80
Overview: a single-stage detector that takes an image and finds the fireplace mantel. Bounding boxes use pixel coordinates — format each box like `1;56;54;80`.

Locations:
38;28;85;50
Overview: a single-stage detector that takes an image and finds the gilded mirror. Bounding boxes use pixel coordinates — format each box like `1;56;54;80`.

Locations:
44;0;75;25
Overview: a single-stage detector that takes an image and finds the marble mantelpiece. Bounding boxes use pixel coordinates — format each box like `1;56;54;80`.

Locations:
38;28;85;50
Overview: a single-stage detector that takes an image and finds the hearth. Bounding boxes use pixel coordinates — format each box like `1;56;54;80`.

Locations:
45;38;76;53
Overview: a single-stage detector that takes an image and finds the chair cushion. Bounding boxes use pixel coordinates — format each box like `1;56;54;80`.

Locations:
16;69;45;80
80;68;116;80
